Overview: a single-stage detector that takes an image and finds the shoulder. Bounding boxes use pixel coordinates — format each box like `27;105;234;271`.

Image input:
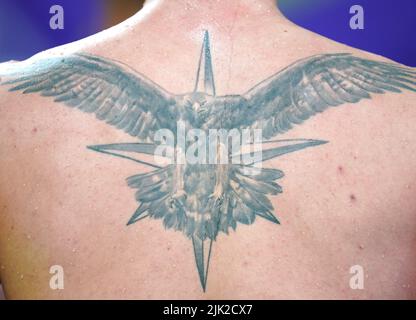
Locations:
303;30;416;101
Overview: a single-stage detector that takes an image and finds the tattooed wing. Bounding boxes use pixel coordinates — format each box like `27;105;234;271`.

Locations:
208;54;416;138
0;54;180;142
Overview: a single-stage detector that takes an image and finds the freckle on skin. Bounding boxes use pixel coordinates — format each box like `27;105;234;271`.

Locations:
350;194;357;202
32;127;38;134
337;166;344;174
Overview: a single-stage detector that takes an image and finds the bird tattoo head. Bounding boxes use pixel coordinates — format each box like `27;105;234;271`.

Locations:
1;30;414;291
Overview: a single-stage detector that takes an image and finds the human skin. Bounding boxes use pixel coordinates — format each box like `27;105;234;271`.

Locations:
0;0;415;299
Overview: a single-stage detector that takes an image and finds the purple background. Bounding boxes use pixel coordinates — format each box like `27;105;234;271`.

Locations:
0;0;105;62
279;0;416;66
0;0;415;65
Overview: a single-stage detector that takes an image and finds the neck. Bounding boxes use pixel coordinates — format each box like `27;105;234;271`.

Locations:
144;0;279;8
141;0;287;25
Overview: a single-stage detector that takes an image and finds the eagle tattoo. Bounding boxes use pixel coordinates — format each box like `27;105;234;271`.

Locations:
1;31;415;291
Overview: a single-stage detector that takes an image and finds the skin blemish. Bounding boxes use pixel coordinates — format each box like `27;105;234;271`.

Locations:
337;166;344;174
350;194;357;202
32;127;38;134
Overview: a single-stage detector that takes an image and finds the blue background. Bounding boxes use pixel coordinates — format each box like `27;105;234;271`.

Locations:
279;0;416;66
0;0;415;66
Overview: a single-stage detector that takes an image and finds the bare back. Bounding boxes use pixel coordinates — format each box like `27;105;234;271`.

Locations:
0;0;415;299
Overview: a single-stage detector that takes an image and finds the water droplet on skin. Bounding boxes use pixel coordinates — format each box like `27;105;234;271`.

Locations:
26;234;32;240
20;274;24;280
72;248;77;253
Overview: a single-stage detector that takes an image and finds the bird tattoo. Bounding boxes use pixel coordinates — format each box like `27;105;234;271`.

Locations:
1;31;415;291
